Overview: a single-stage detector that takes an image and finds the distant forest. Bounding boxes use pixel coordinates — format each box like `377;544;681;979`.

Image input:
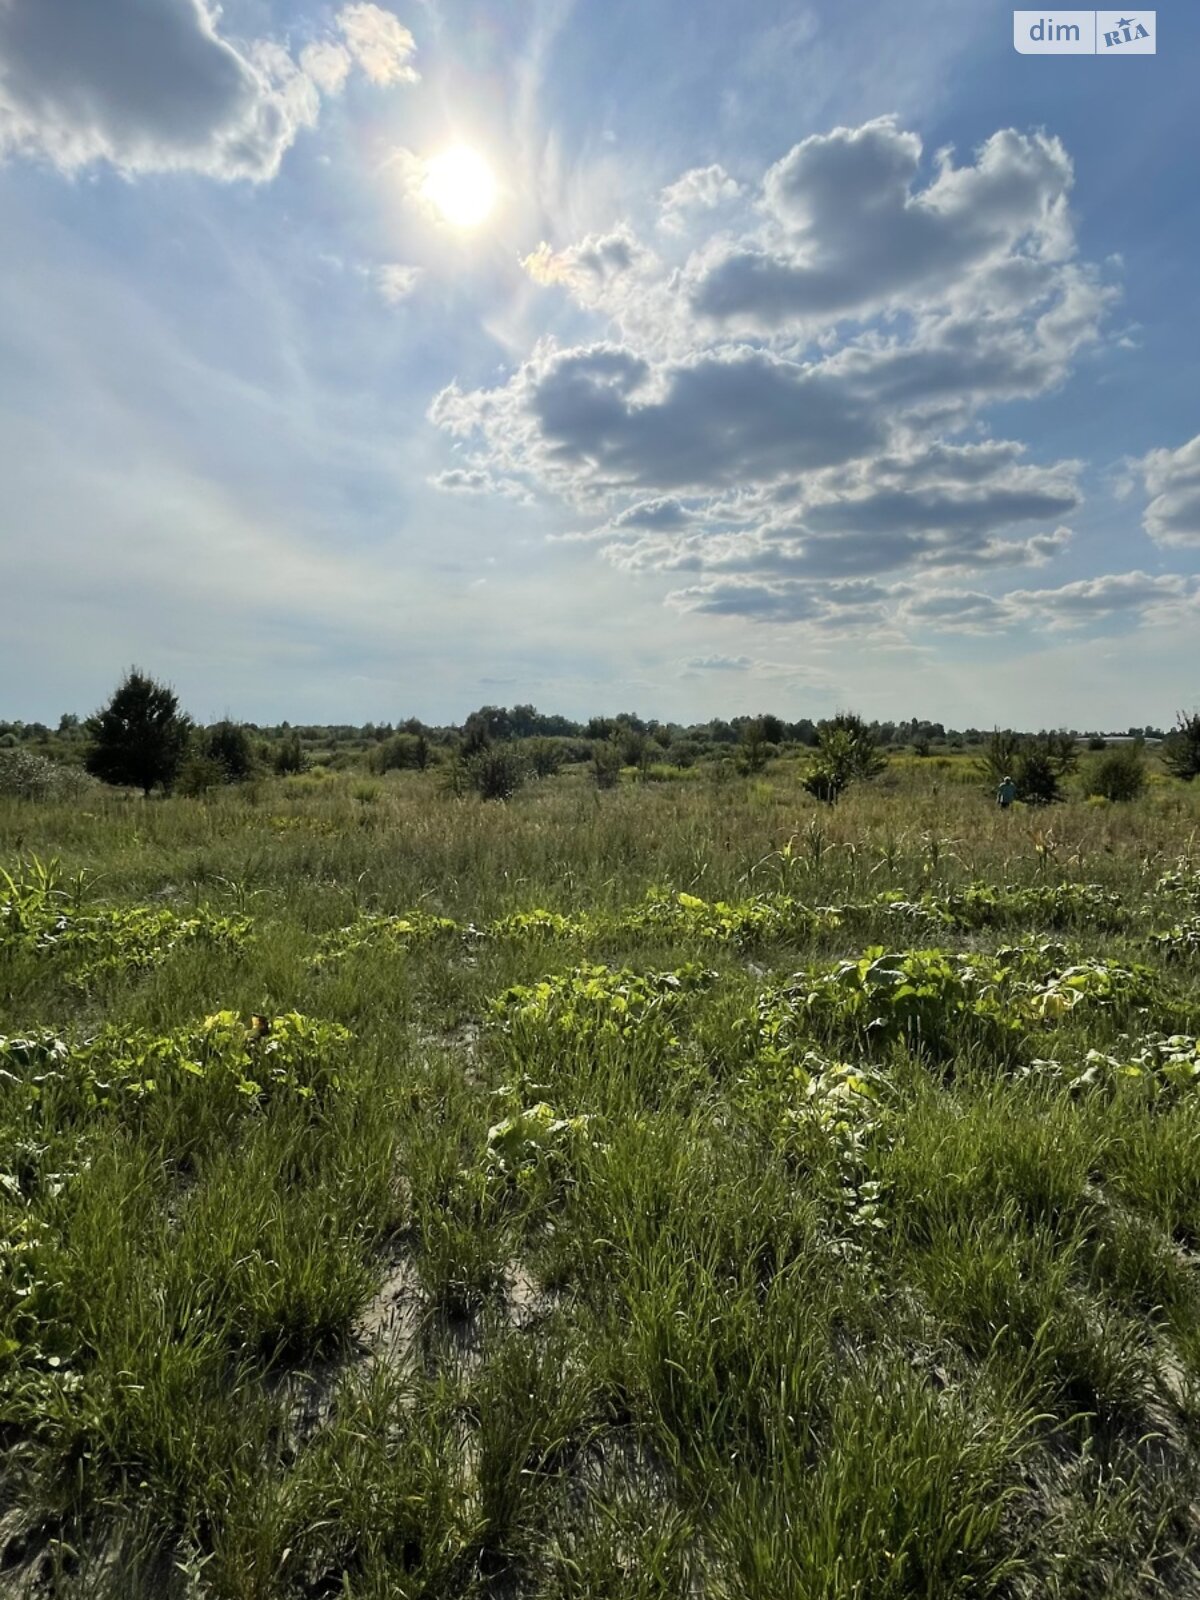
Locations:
0;703;1171;765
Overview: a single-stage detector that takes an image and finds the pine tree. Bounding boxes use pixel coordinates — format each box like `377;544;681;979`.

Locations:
1163;711;1200;782
85;669;192;795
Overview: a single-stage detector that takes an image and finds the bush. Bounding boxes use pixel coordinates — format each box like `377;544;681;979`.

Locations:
736;719;774;775
1088;746;1147;802
1163;711;1200;782
977;730;1022;790
618;729;654;779
175;753;230;798
591;740;623;790
804;715;888;803
979;729;1076;805
466;746;527;801
0;749;99;802
370;732;430;774
197;720;256;783
823;712;888;779
667;740;698;769
1014;750;1063;806
84;669;192;796
273;733;306;775
523;737;564;778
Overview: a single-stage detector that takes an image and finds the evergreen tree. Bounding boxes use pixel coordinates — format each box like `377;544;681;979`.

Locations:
200;720;256;781
273;732;305;775
1163;711;1200;781
85;669;192;795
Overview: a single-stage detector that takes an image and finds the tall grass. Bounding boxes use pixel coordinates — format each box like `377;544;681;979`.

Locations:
1;763;1199;1594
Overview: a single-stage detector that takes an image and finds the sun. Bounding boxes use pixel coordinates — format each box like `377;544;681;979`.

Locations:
422;146;497;228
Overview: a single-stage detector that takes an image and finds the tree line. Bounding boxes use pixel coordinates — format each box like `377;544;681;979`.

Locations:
18;669;1200;802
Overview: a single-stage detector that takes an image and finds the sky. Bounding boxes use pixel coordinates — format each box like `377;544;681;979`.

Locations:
1;0;1197;729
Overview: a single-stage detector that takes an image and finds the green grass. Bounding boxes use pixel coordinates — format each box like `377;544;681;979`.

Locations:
1;765;1200;1595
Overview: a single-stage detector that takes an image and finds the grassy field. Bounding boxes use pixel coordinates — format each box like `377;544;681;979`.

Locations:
3;760;1200;1597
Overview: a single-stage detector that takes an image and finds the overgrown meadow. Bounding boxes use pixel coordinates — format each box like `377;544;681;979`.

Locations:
3;760;1200;1597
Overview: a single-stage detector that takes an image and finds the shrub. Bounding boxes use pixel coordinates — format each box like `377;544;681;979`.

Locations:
1014;749;1064;806
466;746;527;801
174;753;230;798
370;732;429;773
199;720;257;782
591;739;623;790
273;732;306;774
803;716;886;804
977;729;1022;790
523;737;564;779
0;748;99;802
736;719;774;775
1088;745;1147;802
84;669;192;796
821;711;889;780
618;728;654;779
979;729;1076;805
1162;711;1200;782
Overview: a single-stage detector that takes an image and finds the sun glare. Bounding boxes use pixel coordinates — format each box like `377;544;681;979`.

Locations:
422;146;497;228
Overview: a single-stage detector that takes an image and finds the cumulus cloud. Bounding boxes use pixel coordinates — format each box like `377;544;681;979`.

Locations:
899;589;1014;633
692;119;1073;329
432;341;886;497
668;576;896;628
0;0;417;181
1141;433;1200;547
376;263;422;304
519;227;666;335
898;571;1199;635
429;466;531;502
524;226;648;287
678;653;830;683
665;568;1196;637
299;39;354;96
335;3;419;84
1009;570;1199;624
612;499;699;531
659;164;742;231
427;115;1149;638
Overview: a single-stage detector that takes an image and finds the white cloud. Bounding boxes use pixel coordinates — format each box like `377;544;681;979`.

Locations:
899;571;1199;635
1141;433;1200;548
659;164;742;232
300;40;353;96
661;569;1198;637
335;3;419;85
376;263;422;304
520;227;665;336
425;116;1176;643
429;466;532;503
899;588;1014;633
684;654;754;671
691;119;1074;329
1009;570;1199;626
0;0;417;181
524;225;650;286
431;341;887;498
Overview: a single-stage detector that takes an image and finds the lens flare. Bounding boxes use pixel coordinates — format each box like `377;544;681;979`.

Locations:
422;146;497;228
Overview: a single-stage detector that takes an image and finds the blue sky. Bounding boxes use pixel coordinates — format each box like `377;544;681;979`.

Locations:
2;0;1197;727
